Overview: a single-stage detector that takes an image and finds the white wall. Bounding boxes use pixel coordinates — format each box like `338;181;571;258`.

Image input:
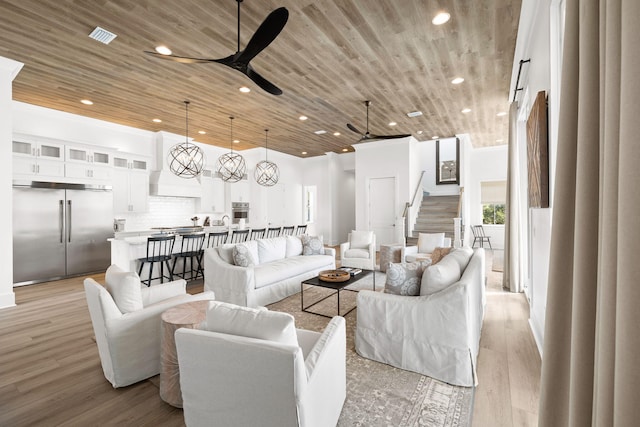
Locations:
0;57;23;309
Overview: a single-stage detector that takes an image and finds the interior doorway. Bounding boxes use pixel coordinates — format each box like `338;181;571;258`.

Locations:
368;176;396;249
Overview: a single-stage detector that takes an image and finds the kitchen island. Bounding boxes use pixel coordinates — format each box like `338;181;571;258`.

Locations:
110;226;235;281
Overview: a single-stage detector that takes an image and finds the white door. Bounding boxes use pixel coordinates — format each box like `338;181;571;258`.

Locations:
267;183;286;226
368;177;396;249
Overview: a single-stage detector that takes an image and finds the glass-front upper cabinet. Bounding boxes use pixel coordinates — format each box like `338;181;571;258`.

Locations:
12;139;64;161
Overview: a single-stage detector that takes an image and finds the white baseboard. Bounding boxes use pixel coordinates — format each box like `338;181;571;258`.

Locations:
529;318;544;358
0;291;16;309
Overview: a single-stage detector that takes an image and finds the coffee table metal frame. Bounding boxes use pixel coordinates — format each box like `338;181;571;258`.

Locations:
301;270;375;318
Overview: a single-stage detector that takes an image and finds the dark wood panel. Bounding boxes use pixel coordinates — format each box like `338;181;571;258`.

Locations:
0;0;521;156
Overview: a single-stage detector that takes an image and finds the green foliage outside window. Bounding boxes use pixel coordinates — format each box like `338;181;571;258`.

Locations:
483;204;505;225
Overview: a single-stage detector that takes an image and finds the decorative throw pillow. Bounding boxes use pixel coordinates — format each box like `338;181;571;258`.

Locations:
384;261;432;296
285;235;303;257
420;255;462;296
232;242;257;267
417;233;445;254
217;244;236;264
349;230;373;249
104;264;143;313
430;247;453;264
301;235;325;255
205;301;298;347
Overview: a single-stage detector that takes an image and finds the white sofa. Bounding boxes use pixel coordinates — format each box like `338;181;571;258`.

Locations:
204;235;336;308
84;265;215;388
356;248;485;386
176;301;346;427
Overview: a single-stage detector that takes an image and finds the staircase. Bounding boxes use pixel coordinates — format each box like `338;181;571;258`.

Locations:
410;194;460;243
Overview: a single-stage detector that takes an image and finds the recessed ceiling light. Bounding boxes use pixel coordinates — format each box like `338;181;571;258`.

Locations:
461;108;471;114
301;151;308;155
388;121;397;127
154;45;172;55
497;111;507;116
80;99;93;105
239;86;251;93
432;12;451;25
432;135;439;139
333;132;341;136
198;130;206;135
314;130;327;135
233;139;240;144
299;115;308;121
406;111;423;118
416;130;423;135
342;148;349;152
152;118;162;123
451;77;465;84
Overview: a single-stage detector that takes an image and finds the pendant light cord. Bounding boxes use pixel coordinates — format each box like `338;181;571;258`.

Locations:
184;100;190;146
229;116;235;153
264;129;269;161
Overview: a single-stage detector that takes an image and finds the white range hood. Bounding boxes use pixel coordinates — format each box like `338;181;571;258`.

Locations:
149;132;203;198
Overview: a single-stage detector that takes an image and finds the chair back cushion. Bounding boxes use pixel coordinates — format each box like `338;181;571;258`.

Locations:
285;235;303;257
257;237;287;264
420;256;462;296
204;301;298;347
343;248;370;259
385;261;432;296
417;233;445;254
104;265;143;313
350;230;373;249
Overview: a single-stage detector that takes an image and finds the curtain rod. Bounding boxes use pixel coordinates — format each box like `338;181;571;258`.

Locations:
512;59;531;102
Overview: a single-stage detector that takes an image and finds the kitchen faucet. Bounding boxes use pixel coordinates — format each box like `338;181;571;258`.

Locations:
221;214;230;225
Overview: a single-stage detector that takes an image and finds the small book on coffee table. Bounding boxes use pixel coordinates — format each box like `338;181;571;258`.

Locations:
338;267;362;276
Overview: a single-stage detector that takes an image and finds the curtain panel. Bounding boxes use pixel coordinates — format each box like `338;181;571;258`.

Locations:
538;0;640;426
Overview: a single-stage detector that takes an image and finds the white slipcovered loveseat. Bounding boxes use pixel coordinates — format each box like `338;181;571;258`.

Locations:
356;247;485;387
204;235;336;307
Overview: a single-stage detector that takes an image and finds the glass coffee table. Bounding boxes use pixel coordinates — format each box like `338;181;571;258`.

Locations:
301;269;376;318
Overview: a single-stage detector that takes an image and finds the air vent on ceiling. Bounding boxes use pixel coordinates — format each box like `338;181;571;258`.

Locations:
88;27;117;45
406;111;423;118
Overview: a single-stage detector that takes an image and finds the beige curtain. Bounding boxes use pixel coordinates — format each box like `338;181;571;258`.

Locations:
538;0;640;426
503;101;521;292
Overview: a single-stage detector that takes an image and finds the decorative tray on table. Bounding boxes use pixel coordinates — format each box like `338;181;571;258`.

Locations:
318;270;351;282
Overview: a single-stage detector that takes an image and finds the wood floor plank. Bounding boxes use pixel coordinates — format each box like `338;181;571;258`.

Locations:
506;324;541;414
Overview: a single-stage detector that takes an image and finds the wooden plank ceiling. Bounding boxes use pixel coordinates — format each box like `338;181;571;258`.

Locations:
0;0;521;157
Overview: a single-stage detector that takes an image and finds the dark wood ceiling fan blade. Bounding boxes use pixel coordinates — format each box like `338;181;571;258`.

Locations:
367;133;412;140
245;65;283;95
347;123;363;135
143;51;217;64
235;7;289;65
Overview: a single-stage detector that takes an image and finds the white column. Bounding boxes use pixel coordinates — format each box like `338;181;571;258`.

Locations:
0;56;23;309
453;217;462;248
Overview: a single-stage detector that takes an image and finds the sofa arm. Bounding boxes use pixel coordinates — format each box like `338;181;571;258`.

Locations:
204;248;255;305
324;247;336;258
140;279;187;307
339;242;349;259
303;316;346;380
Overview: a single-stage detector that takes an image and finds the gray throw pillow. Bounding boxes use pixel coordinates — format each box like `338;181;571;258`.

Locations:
232;244;256;267
384;261;432;296
301;235;325;255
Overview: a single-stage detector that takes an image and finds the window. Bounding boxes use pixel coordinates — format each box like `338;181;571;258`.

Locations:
303;186;317;223
483;204;505;224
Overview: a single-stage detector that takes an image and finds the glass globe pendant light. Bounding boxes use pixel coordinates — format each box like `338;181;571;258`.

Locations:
254;129;279;187
216;116;247;182
167;100;205;178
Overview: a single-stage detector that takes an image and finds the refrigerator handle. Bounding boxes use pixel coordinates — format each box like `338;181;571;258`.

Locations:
67;200;72;243
59;200;64;243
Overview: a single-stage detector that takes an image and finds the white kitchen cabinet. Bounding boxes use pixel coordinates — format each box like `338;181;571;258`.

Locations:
113;154;150;213
65;146;113;180
228;180;250;202
12;139;65;178
197;169;225;212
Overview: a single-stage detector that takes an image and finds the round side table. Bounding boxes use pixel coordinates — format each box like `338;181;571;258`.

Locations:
160;299;212;408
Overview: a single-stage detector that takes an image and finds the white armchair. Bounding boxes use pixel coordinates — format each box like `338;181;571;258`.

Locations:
340;230;376;270
404;232;451;262
176;302;346;427
83;265;214;388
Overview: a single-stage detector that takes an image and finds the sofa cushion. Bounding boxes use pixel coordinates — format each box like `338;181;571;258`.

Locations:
257;237;287;264
217;244;236;264
301;235;325;255
344;248;370;259
285;235;303;257
233;241;258;267
384;261;432;296
447;246;474;271
104;265;143;313
254;255;333;288
350;230;373;249
205;301;298;347
420;255;462;296
430;247;453;264
417;233;445;254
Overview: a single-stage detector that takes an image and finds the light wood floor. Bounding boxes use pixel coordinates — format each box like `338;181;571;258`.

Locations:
0;251;540;426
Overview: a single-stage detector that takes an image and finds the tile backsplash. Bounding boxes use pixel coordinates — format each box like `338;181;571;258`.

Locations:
116;196;227;231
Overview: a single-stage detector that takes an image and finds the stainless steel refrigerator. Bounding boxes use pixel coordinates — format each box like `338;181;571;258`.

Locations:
13;181;114;285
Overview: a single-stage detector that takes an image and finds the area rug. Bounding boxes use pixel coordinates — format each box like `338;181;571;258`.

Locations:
268;273;474;427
